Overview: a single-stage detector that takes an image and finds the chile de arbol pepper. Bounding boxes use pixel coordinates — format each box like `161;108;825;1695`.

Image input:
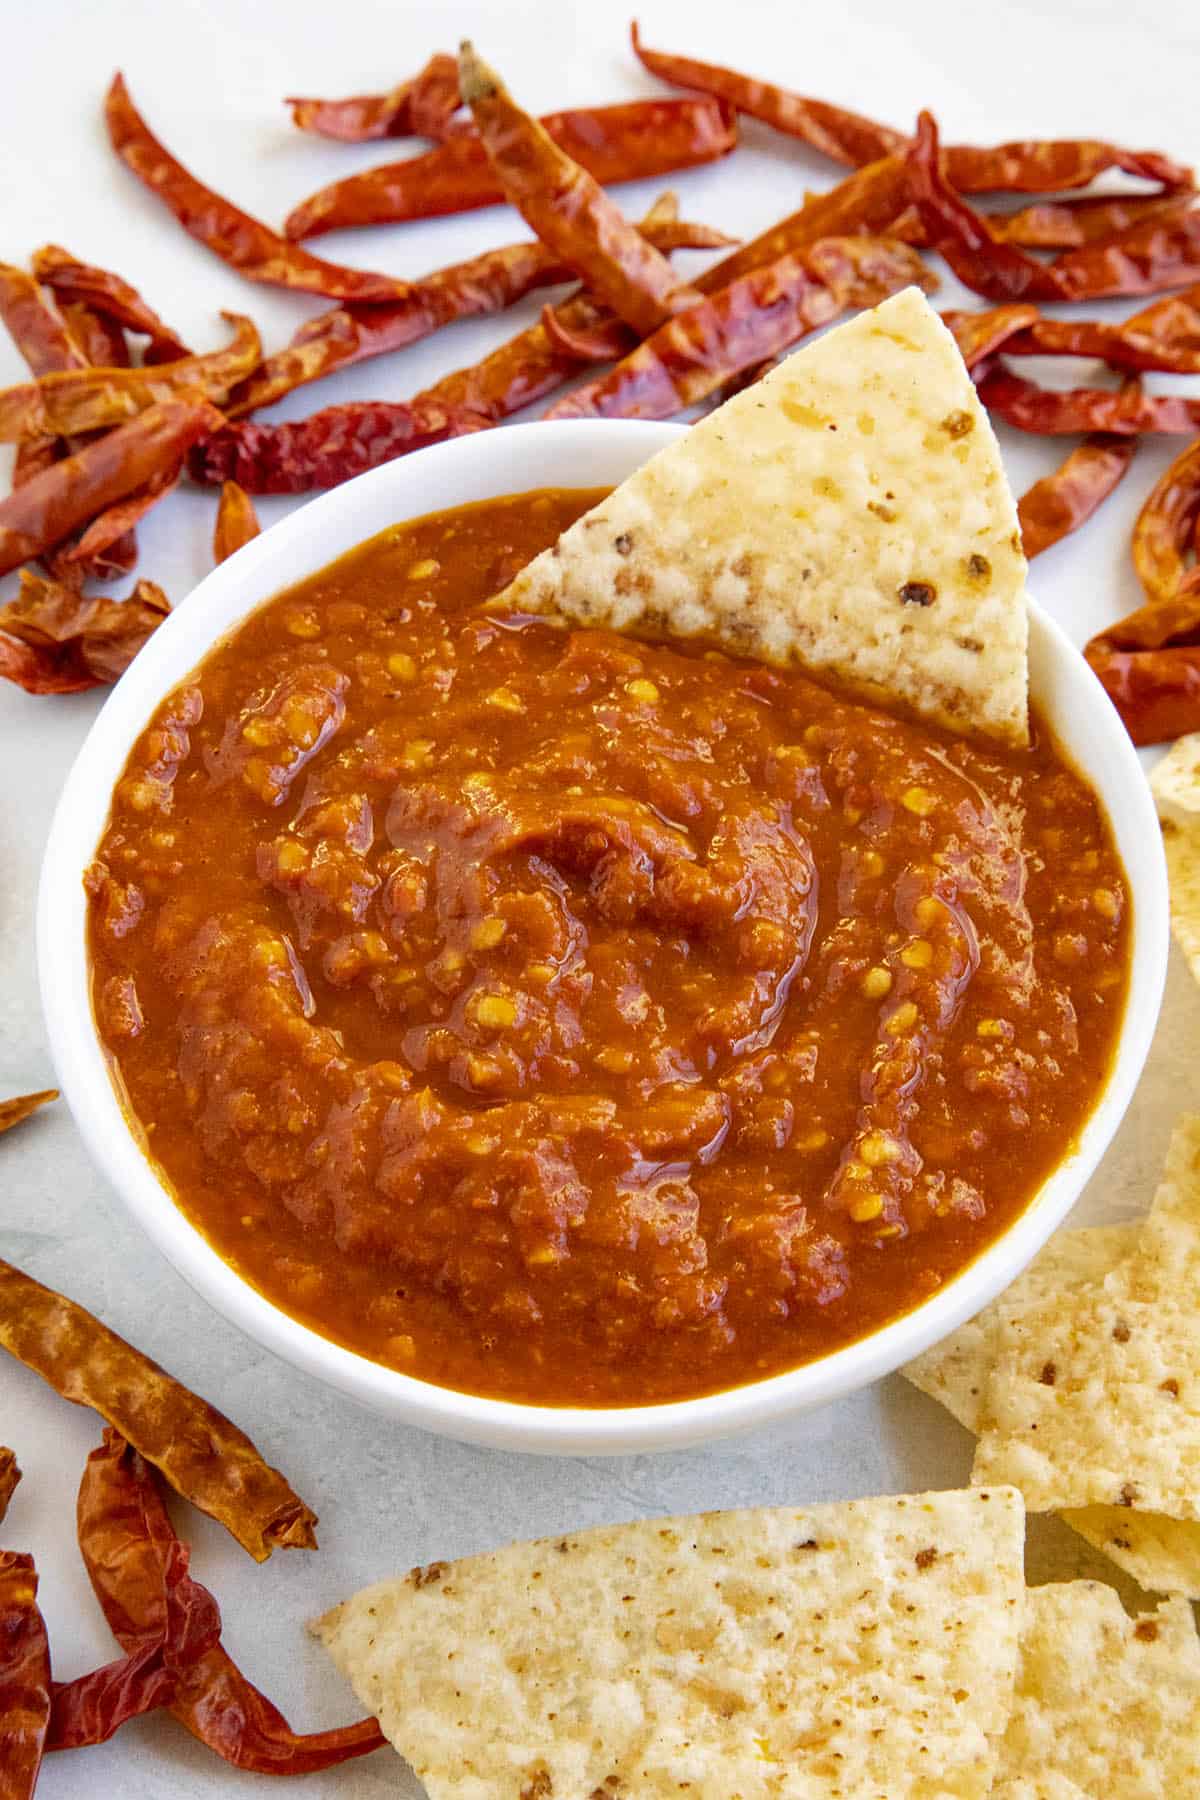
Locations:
286;50;462;142
0;265;87;378
1018;430;1139;559
1131;436;1200;608
0;399;223;578
212;480;260;563
1083;439;1200;742
0;1552;50;1800
105;74;428;303
282;95;737;236
630;21;906;167
0;1258;317;1558
0;314;261;442
0;1092;58;1136
227;202;732;417
546;235;934;420
906;112;1064;302
891;192;1195;253
45;1535;221;1752
76;1433;385;1774
630;26;1193;193
1052;203;1200;300
976;365;1200;435
458;44;700;336
31;245;189;365
190;395;485;493
0;573;170;695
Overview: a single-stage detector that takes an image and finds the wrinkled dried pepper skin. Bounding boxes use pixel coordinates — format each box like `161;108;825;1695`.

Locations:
0;1258;316;1557
630;22;906;166
629;28;1193;192
283;96;737;235
0;1092;57;1136
907;113;1063;302
1018;433;1138;558
212;481;260;563
1054;206;1200;299
77;1435;385;1774
31;245;189;364
286;50;461;142
0;399;222;577
0;314;260;442
1085;642;1200;745
0;574;170;695
458;44;699;337
548;236;933;420
977;365;1200;434
0;265;87;377
227;209;730;417
1132;438;1200;606
105;73;423;302
696;155;909;290
0;1552;50;1800
191;398;484;492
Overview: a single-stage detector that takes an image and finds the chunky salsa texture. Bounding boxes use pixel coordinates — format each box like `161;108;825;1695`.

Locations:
87;489;1130;1405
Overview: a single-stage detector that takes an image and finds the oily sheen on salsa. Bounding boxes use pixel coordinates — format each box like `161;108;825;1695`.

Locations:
87;489;1130;1406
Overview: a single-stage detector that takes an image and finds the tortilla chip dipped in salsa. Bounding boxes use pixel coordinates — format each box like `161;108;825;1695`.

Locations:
908;1114;1200;1598
313;1487;1026;1800
499;287;1030;746
86;287;1131;1406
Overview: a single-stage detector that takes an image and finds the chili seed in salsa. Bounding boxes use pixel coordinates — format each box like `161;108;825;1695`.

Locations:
86;488;1131;1406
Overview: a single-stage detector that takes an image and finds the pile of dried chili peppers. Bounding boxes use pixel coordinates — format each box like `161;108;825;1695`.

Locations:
1;26;1199;745
0;1232;385;1792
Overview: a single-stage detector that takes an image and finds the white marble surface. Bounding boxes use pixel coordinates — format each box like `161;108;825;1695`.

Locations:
1;0;1199;1791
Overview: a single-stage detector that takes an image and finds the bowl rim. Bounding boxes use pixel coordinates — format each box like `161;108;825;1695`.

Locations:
37;418;1169;1455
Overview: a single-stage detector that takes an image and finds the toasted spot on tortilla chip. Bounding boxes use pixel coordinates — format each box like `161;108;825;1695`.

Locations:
312;1488;1025;1800
498;290;1030;747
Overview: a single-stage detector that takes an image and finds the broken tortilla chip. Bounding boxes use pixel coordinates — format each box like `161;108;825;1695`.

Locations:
313;1487;1025;1800
970;1114;1200;1597
904;1223;1141;1435
1151;731;1200;990
497;287;1030;746
993;1581;1200;1799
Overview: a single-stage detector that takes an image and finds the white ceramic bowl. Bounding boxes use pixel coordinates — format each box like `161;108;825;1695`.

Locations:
38;421;1169;1456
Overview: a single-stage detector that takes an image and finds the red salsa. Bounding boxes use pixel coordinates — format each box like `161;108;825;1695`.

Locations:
87;489;1131;1405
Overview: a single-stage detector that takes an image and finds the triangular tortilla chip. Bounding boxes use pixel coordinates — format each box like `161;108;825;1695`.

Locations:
992;1582;1200;1799
971;1115;1200;1597
500;287;1029;745
1152;731;1200;990
313;1488;1025;1800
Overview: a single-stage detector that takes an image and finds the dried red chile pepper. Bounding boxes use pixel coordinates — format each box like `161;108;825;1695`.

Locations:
977;365;1200;435
213;480;260;563
547;236;933;420
0;399;222;577
283;95;737;236
31;245;189;364
1018;433;1138;558
0;1552;50;1800
228;204;730;417
630;28;1193;192
0;573;170;695
286;50;462;142
0;314;261;441
76;1433;385;1774
105;74;426;302
459;43;698;336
